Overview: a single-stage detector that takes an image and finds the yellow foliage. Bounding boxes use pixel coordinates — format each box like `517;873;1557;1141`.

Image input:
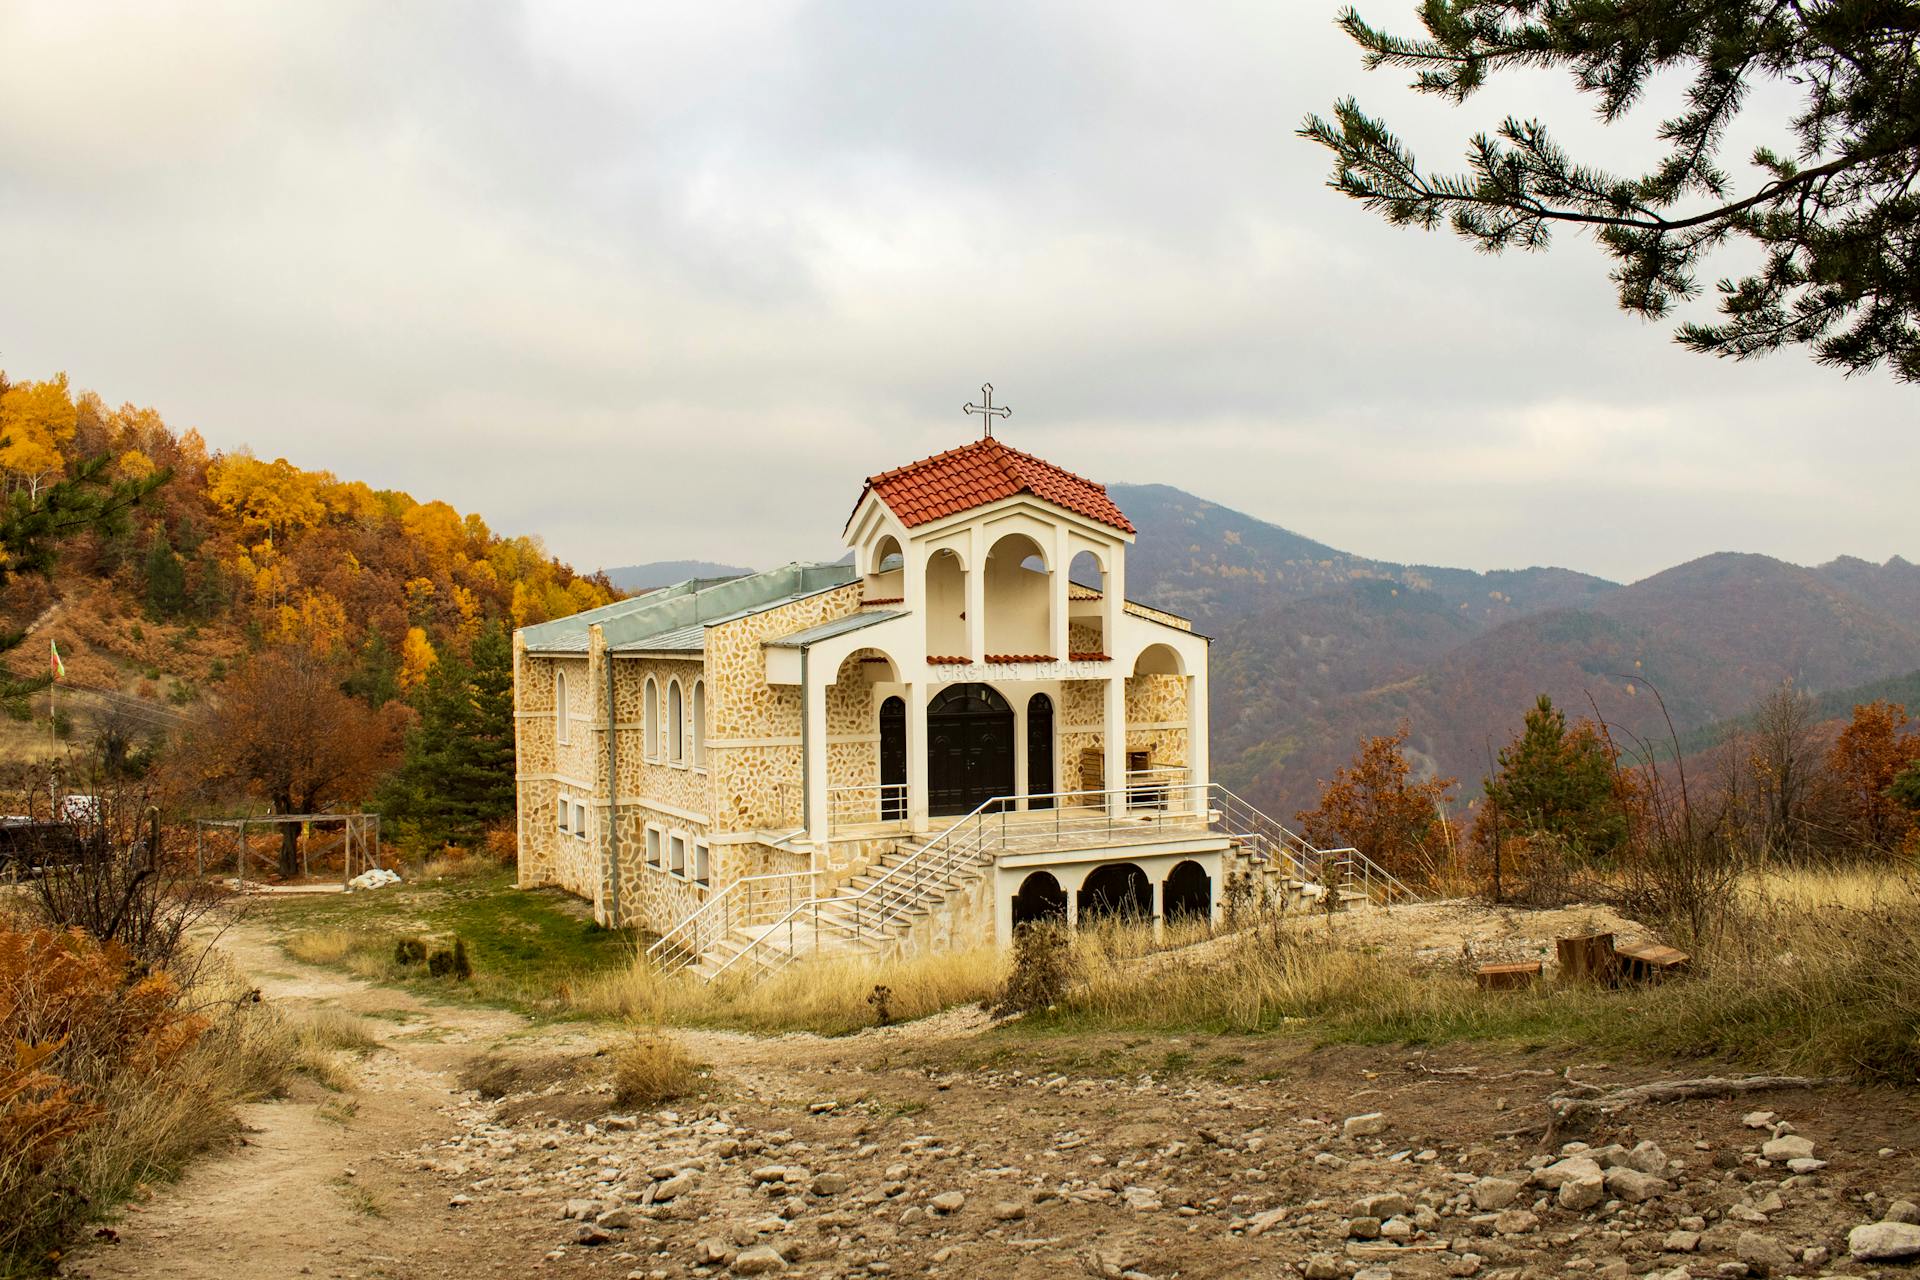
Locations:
206;451;327;538
403;576;436;620
319;478;383;523
449;583;483;633
275;591;350;655
116;449;156;482
399;626;437;690
403;500;466;562
0;372;78;490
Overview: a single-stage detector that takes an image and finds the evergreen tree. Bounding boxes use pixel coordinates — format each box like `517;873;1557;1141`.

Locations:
142;528;187;619
343;631;401;707
377;622;515;849
1303;2;1920;381
1479;694;1628;860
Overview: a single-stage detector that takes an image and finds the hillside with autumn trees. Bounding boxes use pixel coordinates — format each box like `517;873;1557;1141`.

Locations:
0;368;618;854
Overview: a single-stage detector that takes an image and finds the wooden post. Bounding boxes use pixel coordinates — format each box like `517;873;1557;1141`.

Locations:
195;822;203;878
1556;932;1617;986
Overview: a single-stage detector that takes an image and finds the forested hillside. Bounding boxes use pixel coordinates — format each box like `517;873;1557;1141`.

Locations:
1115;485;1920;817
0;369;618;824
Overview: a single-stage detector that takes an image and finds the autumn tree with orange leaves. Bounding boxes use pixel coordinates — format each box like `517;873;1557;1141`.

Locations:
175;648;404;877
1825;701;1920;854
1295;723;1458;884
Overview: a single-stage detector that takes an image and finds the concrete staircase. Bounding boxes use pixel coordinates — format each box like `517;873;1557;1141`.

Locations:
649;784;1419;984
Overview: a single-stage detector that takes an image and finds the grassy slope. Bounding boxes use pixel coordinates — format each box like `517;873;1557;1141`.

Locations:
257;867;637;1016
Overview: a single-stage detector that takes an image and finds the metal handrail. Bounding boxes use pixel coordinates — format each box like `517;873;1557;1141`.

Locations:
645;869;816;969
825;782;910;827
686;782;1424;982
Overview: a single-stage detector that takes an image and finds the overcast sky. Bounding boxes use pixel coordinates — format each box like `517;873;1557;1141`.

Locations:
1;2;1910;586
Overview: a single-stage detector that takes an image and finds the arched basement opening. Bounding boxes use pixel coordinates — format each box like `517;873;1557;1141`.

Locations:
1077;862;1151;923
1011;870;1068;928
1163;859;1212;925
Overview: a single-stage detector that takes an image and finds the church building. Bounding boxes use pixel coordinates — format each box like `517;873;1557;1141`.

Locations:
513;422;1259;978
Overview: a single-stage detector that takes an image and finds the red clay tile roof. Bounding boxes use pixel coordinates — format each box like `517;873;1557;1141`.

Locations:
854;439;1134;534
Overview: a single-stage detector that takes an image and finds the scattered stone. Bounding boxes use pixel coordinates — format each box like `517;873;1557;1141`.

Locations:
1558;1173;1606;1212
1348;1216;1382;1240
1447;1255;1482;1278
1380;1216;1415;1241
1626;1141;1669;1175
1343;1113;1389;1138
1493;1209;1538;1235
1785;1157;1826;1175
1759;1135;1813;1162
929;1191;966;1215
1355;1192;1413;1219
1742;1111;1776;1129
572;1223;613;1247
563;1198;601;1220
810;1173;850;1197
749;1166;788;1185
1886;1200;1920;1225
1535;1156;1604;1189
1664;1231;1701;1253
695;1238;733;1266
596;1207;636;1229
1303;1254;1340;1280
1472;1178;1523;1211
732;1243;788;1275
1354;1268;1393;1280
1603;1168;1669;1204
1736;1231;1795;1276
992;1201;1025;1222
1849;1221;1920;1261
448;1194;472;1208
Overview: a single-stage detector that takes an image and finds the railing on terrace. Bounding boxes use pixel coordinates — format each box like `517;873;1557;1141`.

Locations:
644;869;817;970
826;782;909;827
656;782;1423;981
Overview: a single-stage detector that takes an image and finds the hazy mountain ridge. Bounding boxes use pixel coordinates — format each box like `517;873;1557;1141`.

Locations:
601;560;754;592
1113;485;1920;817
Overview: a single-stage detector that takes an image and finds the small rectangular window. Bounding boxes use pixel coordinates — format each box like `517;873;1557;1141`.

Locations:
556;797;568;831
645;826;662;866
693;842;710;886
669;834;686;877
573;803;587;839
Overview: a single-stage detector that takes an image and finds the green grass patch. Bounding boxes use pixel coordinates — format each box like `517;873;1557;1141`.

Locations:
261;867;637;1017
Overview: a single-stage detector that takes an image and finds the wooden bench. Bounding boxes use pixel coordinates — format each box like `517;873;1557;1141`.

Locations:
1614;940;1691;984
1476;961;1542;992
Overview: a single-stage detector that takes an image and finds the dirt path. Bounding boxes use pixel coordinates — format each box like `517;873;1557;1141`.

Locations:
70;925;1920;1280
70;926;537;1280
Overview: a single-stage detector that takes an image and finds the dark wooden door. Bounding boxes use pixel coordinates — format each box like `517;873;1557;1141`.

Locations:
928;684;1015;817
879;697;906;820
1026;693;1055;809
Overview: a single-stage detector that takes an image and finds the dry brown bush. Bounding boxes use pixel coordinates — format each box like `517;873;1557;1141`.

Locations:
610;1034;703;1108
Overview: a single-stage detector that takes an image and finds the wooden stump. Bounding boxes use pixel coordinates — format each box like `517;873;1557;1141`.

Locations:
1556;933;1619;986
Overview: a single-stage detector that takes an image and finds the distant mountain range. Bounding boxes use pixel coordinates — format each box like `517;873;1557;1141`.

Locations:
1109;484;1920;817
601;560;755;593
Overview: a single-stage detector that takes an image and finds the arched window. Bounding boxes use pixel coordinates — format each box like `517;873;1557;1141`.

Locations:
668;679;685;763
554;671;570;744
643;676;659;759
691;680;706;767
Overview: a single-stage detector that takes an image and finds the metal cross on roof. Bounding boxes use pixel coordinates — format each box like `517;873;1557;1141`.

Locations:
963;383;1011;438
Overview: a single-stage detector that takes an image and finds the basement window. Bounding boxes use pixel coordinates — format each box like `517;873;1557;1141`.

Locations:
573;802;587;840
669;834;687;877
555;797;568;832
693;841;710;887
645;825;662;867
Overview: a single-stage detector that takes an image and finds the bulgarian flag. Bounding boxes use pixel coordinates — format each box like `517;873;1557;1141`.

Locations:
50;639;65;682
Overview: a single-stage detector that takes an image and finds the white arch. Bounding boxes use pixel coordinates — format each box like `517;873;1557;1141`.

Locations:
1131;642;1187;677
868;534;904;576
988;530;1050;573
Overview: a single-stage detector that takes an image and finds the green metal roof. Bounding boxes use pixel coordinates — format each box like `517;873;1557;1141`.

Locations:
764;610;904;649
519;562;858;656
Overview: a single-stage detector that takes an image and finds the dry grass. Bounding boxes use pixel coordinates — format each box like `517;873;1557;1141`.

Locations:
610;1035;704;1108
1022;863;1920;1083
289;1008;380;1092
574;945;1003;1036
2;953;293;1275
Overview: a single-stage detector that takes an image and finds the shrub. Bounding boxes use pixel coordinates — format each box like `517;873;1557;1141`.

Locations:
392;938;426;967
0;922;289;1269
610;1035;703;1108
996;923;1078;1016
427;939;473;981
